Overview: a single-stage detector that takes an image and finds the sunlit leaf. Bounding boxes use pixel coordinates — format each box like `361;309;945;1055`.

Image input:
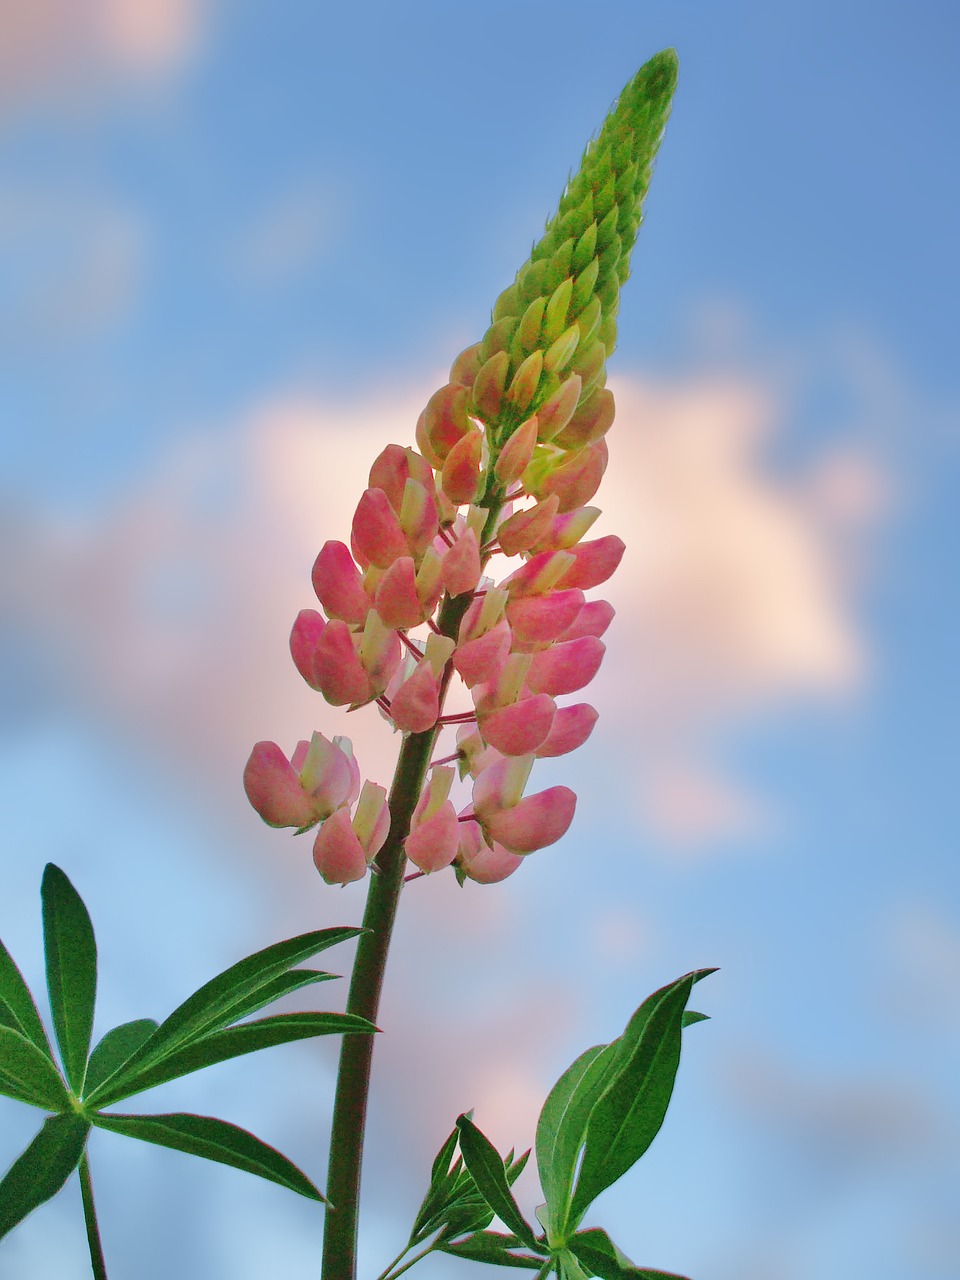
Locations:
0;1114;89;1239
90;1111;323;1200
83;927;360;1097
41;865;98;1093
569;971;713;1224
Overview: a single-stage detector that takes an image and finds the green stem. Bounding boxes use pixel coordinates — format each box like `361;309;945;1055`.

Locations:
321;592;473;1280
78;1151;109;1280
379;1241;436;1280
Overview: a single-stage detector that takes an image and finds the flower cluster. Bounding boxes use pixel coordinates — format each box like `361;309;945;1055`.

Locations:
244;54;677;886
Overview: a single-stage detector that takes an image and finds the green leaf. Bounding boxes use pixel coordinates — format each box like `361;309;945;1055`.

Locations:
569;1232;691;1280
41;864;98;1093
84;927;360;1096
410;1124;461;1239
86;1011;375;1106
0;937;54;1060
569;971;713;1225
207;968;337;1027
84;1019;159;1096
438;1230;548;1269
681;1011;708;1028
456;1115;539;1251
536;1043;619;1242
90;1110;323;1200
0;1114;89;1239
0;1026;70;1111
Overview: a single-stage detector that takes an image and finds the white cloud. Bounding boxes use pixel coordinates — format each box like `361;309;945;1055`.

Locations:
1;368;883;843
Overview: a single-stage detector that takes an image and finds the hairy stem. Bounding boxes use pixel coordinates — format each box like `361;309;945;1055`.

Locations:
321;591;473;1280
79;1151;109;1280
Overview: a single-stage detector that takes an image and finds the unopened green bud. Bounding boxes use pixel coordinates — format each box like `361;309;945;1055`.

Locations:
571;221;598;274
537;374;582;441
515;295;547;355
543;238;575;294
507;349;544;413
571;256;600;315
570;338;606;391
542;323;580;375
577;295;602;348
595;205;619;251
542;276;573;345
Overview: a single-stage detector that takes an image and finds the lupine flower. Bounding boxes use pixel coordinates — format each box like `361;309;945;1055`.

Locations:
243;732;360;830
245;50;678;884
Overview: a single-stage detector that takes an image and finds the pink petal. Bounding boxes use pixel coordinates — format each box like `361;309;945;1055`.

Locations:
452;618;512;688
311;541;370;625
442;527;482;597
526;636;605;697
416;383;472;467
243;741;319;829
440;428;483;505
350;487;409;569
312;810;369;884
554;386;615;449
537;439;608;513
494;416;539;487
367;443;409;512
486;785;577;854
479;694;556;756
559;599;615;641
501;549;576;598
536;373;582;442
472;754;533;819
375;556;425;630
307;616;373;706
390;660;440;734
555;536;625;591
289;609;327;689
496;495;560;558
457;817;523;884
404;801;460;872
506;589;585;646
536;703;598;757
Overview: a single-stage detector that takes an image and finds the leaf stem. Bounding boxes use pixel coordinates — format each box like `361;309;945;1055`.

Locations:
381;1242;436;1280
78;1150;109;1280
320;591;474;1280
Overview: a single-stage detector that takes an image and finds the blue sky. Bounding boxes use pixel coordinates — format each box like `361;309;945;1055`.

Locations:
1;2;958;1278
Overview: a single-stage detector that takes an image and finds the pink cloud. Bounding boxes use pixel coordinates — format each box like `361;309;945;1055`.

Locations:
1;369;883;845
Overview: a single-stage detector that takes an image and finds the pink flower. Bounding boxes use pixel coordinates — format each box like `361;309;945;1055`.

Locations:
312;780;390;885
244;732;360;830
456;816;523;884
404;767;460;872
471;755;577;855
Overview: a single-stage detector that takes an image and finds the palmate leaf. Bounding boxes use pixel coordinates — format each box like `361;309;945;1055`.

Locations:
41;865;97;1093
82;928;363;1106
569;1227;690;1280
536;1042;620;1242
0;938;53;1061
0;1114;89;1240
90;1111;323;1201
438;1230;548;1269
456;1116;539;1251
568;971;714;1226
84;1019;160;1096
86;1011;375;1107
0;1026;70;1111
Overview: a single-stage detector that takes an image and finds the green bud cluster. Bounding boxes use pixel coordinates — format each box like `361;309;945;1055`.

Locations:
471;49;678;443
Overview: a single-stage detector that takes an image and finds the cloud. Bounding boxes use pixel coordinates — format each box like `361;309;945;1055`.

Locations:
0;0;206;111
0;369;882;844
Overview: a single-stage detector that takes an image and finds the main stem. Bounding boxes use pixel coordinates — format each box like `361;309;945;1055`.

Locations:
321;592;473;1280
